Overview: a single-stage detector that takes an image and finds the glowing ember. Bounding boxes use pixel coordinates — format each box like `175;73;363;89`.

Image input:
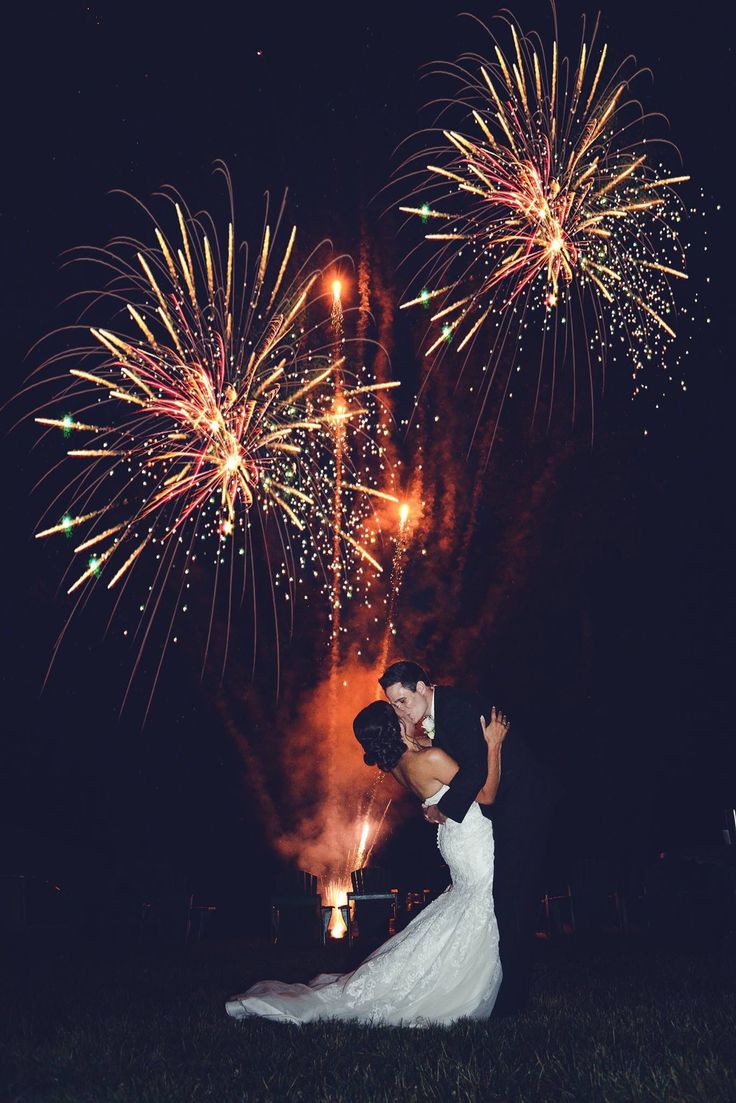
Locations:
329;275;344;340
378;496;421;671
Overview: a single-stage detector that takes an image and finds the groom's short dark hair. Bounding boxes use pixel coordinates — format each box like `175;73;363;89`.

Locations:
379;660;430;692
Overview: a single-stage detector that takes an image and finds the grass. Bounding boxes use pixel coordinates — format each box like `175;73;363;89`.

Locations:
2;934;735;1102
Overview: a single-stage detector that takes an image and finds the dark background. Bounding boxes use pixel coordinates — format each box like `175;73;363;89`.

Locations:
0;2;732;930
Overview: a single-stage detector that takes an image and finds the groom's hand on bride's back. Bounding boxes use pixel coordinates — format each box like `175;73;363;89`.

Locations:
422;804;447;824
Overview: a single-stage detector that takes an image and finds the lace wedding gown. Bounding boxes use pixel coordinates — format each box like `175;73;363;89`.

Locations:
226;786;502;1027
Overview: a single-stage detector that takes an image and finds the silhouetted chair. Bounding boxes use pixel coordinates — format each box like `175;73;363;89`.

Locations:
569;858;627;935
347;867;398;948
140;894;217;945
397;888;431;931
189;903;218;942
141;892;194;945
540;885;575;937
406;888;431;914
139;867;215;945
270;869;327;946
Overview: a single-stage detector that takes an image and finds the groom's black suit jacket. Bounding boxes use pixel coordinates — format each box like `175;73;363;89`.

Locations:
433;685;554;827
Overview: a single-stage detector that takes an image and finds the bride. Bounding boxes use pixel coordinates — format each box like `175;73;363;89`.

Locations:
225;702;509;1027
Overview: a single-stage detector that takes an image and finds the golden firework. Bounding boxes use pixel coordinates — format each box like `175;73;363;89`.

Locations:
400;15;690;432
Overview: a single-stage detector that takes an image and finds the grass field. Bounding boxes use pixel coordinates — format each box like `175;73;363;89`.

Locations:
3;934;735;1102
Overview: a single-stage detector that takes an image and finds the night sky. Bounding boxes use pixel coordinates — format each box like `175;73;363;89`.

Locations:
1;2;732;929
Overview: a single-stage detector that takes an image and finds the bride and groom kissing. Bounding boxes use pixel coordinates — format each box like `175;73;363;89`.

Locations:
227;659;556;1026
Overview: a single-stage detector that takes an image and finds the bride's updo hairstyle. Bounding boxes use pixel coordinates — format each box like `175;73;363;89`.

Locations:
353;701;405;772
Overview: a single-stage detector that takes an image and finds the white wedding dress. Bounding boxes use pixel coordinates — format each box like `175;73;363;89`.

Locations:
226;787;502;1027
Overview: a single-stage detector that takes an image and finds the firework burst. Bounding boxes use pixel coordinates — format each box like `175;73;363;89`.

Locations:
32;170;397;696
399;13;690;442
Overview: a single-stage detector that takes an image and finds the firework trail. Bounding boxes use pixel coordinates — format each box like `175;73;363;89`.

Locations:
330;276;345;344
356;232;372;358
353;224;424;671
211;681;282;840
325;277;350;820
452;442;574;668
399;13;690;448
279;243;412;937
377;499;420;677
322;271;402;936
31;170;395;701
328;278;347;658
448;415;502;611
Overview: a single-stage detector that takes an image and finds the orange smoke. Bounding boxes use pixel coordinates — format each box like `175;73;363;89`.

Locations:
270;659;402;877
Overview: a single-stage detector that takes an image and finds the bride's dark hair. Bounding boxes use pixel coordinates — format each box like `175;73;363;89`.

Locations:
353;701;405;772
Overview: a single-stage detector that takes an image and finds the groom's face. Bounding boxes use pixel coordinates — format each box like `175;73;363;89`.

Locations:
385;680;429;725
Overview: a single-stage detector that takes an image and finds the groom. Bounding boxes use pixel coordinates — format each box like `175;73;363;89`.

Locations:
379;659;557;1016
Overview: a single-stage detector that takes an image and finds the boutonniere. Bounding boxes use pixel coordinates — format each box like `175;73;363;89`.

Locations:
421;716;436;740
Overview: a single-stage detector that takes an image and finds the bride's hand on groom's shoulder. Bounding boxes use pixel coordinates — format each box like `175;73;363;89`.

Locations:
481;707;510;746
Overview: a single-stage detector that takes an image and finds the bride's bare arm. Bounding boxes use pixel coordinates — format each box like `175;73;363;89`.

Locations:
476;707;510;805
